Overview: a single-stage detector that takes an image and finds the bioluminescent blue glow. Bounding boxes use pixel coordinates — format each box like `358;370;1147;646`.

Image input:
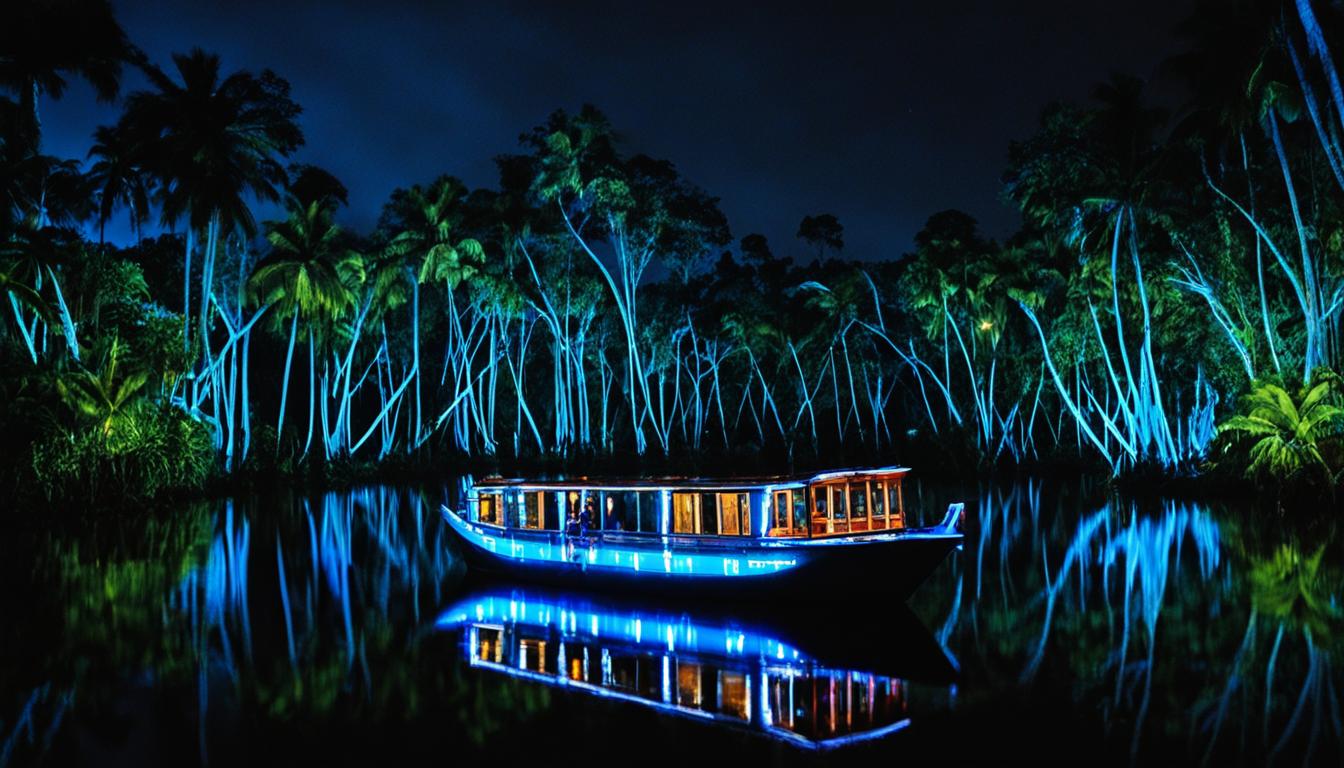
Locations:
435;589;920;749
442;505;804;578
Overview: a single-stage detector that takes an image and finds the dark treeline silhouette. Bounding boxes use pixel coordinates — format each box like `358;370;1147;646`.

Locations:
2;0;1344;505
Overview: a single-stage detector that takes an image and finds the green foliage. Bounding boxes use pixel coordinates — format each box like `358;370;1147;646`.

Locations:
250;197;362;332
30;401;213;502
1249;543;1344;640
1216;369;1344;485
6;0;1344;501
56;336;147;435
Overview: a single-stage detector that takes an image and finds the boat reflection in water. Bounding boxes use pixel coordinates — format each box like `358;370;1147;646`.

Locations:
435;586;956;750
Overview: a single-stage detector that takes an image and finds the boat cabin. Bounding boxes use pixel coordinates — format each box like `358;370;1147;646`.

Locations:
464;467;909;540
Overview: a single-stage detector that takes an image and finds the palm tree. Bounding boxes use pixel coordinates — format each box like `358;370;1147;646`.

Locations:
0;0;137;148
1;95;92;234
56;337;148;436
87;122;151;243
1;222;87;361
248;198;357;454
122;48;303;355
382;176;484;449
1217;369;1344;485
1165;0;1282;158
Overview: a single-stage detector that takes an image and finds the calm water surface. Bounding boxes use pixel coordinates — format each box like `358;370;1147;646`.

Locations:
3;479;1341;766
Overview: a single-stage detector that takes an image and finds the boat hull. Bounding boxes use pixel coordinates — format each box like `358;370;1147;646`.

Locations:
441;504;961;603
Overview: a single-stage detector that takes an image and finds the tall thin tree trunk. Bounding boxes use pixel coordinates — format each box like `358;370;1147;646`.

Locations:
277;312;298;451
183;227;195;354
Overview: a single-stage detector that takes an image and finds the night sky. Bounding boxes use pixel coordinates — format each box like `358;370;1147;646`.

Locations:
42;0;1195;260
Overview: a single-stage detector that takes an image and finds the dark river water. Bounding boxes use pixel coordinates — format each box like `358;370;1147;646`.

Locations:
3;479;1341;766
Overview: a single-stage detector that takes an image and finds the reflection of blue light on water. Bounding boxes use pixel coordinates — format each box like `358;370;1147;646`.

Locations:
437;590;917;751
436;595;808;661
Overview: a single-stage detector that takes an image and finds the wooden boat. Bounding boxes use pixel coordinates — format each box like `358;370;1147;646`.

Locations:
440;466;963;601
435;585;955;750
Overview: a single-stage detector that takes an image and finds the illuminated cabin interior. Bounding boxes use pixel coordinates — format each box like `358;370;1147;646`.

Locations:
466;467;909;540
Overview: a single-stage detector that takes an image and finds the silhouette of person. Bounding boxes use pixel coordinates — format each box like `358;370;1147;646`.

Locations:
564;507;582;561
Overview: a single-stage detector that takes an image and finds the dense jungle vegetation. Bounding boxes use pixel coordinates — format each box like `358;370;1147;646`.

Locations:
3;0;1344;506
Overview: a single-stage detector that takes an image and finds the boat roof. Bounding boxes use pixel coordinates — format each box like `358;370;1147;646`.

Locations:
472;466;910;491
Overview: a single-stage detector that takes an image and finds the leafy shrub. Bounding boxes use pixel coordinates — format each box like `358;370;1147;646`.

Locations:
1215;368;1344;489
30;403;214;503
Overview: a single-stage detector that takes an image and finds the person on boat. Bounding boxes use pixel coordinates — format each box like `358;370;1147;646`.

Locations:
605;496;623;531
564;507;583;561
579;500;595;543
577;497;594;535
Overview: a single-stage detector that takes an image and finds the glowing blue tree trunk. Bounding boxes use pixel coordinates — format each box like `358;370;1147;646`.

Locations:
276;312;298;451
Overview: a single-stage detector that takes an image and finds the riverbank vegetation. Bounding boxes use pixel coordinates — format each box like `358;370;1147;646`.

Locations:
3;0;1344;507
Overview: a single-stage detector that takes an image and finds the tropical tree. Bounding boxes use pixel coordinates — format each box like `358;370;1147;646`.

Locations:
56;337;147;436
0;0;136;147
796;213;844;262
122;48;303;355
381;175;485;450
248;197;357;454
1;222;88;362
87;122;152;243
528;105;729;453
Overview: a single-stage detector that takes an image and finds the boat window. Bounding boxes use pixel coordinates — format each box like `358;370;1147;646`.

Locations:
676;661;704;708
850;484;868;522
720;494;739;535
607;654;660;700
477;493;501;525
717;492;750;536
522;491;546;529
870;480;887;529
792;491;807;533
605;492;639;532
474;625;503;664
699;493;719;535
829;483;849;533
545;492;561;530
888;481;905;527
772;491;791;533
519;638;548;673
566;644;597;683
830;484;848;521
672;492;698;534
636;491;658;533
504;491;523;528
720;671;749;720
811;488;829;535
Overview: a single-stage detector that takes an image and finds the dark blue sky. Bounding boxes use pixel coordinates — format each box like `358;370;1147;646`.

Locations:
42;0;1194;259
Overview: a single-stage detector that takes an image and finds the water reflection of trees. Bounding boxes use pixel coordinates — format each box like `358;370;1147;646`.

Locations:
173;486;555;761
922;480;1343;764
4;487;551;764
7;483;1342;764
